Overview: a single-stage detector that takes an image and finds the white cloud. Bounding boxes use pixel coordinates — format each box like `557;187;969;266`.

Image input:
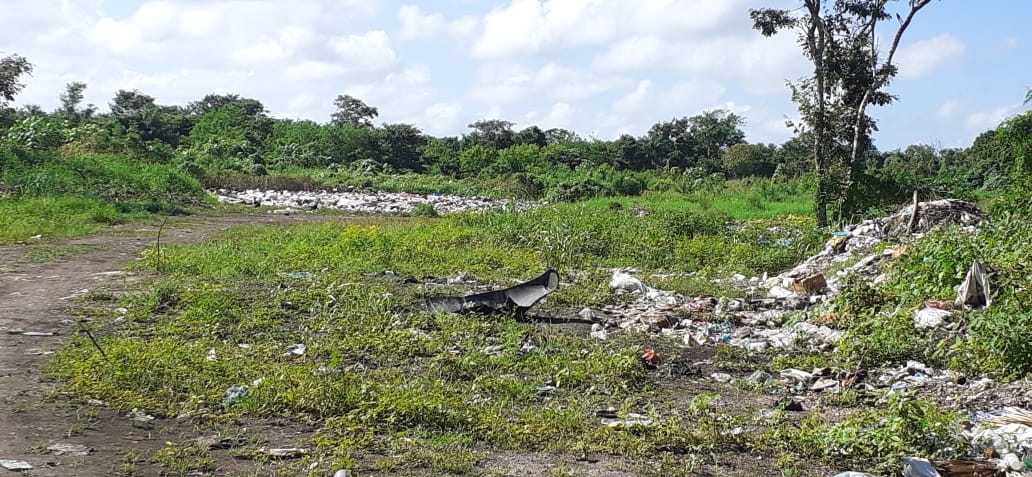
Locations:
470;62;629;104
896;33;966;80
963;105;1020;131
328;30;398;73
935;100;960;121
397;5;478;40
472;0;744;58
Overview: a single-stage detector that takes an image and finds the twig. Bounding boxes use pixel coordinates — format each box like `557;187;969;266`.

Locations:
78;320;106;359
155;214;170;273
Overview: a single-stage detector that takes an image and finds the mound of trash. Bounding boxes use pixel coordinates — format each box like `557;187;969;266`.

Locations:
211;188;535;215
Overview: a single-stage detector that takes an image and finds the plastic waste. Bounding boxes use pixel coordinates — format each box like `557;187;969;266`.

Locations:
956;260;991;309
223;385;248;406
0;460;33;471
914;307;951;329
901;457;942;477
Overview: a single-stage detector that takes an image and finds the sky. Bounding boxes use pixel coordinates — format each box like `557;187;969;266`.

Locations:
2;0;1029;151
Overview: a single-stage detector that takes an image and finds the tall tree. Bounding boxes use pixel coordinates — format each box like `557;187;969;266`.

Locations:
58;82;96;122
466;119;515;149
751;0;933;226
331;94;378;128
0;54;33;105
688;109;747;172
188;93;266;117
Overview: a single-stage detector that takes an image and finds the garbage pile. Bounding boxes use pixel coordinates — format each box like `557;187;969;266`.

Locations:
586;199;986;352
211;188;534;215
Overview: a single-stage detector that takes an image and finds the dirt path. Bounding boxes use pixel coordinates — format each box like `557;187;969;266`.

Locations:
0;212;332;476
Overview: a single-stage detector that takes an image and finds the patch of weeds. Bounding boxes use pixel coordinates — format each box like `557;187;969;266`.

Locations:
115;449;144;477
150;441;217;475
410;202;439;218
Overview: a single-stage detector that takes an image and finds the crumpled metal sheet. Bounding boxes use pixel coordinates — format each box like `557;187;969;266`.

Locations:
425;269;559;316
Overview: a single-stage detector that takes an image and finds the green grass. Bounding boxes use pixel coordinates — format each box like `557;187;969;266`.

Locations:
0;150;209;243
40;194;973;474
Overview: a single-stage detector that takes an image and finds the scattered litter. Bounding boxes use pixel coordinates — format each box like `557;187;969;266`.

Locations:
46;443;94;456
589;323;608;340
915;307;952;329
599;411;653;428
426;269;558;316
639;349;661;369
711;372;733;383
213;188;535;215
832;473;876;477
0;460;32;471
956;260;992;310
257;448;308;459
223;385;248;406
333;470;353;477
482;345;504;355
901;457;941;477
129;409;155;429
7;331;55;337
278;271;314;280
206;348;217;362
284;343;306;356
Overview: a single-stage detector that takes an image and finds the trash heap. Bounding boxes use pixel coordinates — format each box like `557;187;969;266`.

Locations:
211;188;535;215
585;199;987;353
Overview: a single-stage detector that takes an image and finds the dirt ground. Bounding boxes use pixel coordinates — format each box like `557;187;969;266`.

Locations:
0;213;343;476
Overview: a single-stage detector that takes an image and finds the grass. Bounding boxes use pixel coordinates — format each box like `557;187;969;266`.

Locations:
39;191;978;475
0;150;209;244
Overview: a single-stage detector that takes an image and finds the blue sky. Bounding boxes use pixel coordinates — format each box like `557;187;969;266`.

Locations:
2;0;1028;151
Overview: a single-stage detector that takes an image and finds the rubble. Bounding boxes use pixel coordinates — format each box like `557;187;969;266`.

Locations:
212;189;535;215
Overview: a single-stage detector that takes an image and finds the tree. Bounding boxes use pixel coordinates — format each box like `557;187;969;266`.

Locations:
379;123;425;171
688;109;747;172
722;143;776;178
644;117;694;169
513;125;547;147
0;54;33;105
188;93;266;117
58;82;96;122
109;89;191;148
751;0;933;226
466;119;515;150
331;94;378;128
543;127;582;144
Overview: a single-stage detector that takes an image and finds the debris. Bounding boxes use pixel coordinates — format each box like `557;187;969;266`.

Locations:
589;323;608;340
711;372;733;383
915;307;952;330
278;271;314;280
0;460;32;471
333;470;353;477
482;345;504;355
212;188;533;215
223;385;248;406
284;343;306;356
46;443;94;456
832;473;876;477
426;269;559;316
257;448;308;459
129;409;155;429
810;378;839;391
640;349;662;369
902;457;942;477
599;411;653;428
779;369;813;383
956;260;991;310
788;271;827;295
610;270;648;294
17;331;54;337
